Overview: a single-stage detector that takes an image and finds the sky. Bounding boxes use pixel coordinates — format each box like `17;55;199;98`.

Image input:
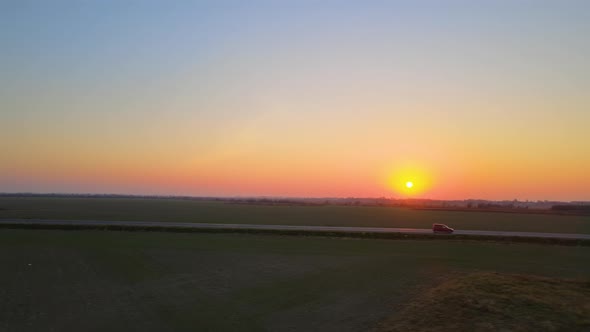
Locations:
1;0;589;200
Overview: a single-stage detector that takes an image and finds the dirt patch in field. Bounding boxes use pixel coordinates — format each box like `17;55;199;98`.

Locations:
374;272;590;332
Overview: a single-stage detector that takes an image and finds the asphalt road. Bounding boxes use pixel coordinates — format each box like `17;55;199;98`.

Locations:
1;219;590;240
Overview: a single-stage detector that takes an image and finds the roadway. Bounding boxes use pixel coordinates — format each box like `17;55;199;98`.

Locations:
1;219;590;240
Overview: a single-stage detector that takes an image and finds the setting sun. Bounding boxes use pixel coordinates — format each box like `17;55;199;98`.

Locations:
384;161;435;197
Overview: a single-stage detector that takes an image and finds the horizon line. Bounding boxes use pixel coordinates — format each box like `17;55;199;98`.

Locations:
1;192;588;204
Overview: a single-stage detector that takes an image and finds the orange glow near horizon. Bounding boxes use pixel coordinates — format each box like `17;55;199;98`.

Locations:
3;154;590;200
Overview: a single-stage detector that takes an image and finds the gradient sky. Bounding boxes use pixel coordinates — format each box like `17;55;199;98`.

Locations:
2;0;589;200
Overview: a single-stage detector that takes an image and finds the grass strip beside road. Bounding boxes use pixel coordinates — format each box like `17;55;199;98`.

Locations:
1;221;589;246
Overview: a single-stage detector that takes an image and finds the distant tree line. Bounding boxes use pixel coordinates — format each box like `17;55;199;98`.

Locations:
551;205;590;211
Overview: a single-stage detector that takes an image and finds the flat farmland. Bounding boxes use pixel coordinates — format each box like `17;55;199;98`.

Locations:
1;197;590;234
2;229;590;332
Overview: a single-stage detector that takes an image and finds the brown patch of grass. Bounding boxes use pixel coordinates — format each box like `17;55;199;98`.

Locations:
374;272;590;332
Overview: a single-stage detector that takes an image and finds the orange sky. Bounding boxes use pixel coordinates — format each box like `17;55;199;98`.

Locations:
2;1;589;201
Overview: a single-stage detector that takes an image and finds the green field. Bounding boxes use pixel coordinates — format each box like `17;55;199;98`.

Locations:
2;197;590;234
2;229;590;331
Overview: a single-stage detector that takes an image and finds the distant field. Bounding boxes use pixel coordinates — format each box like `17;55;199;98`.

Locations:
1;197;590;234
2;229;590;332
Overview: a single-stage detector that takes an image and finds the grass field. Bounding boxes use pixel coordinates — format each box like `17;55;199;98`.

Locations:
2;197;590;234
2;229;590;331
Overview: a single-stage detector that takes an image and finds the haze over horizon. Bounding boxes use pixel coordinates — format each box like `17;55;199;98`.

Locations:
2;1;589;201
2;192;589;204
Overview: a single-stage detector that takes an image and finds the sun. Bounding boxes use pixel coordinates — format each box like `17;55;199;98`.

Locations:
385;162;434;196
